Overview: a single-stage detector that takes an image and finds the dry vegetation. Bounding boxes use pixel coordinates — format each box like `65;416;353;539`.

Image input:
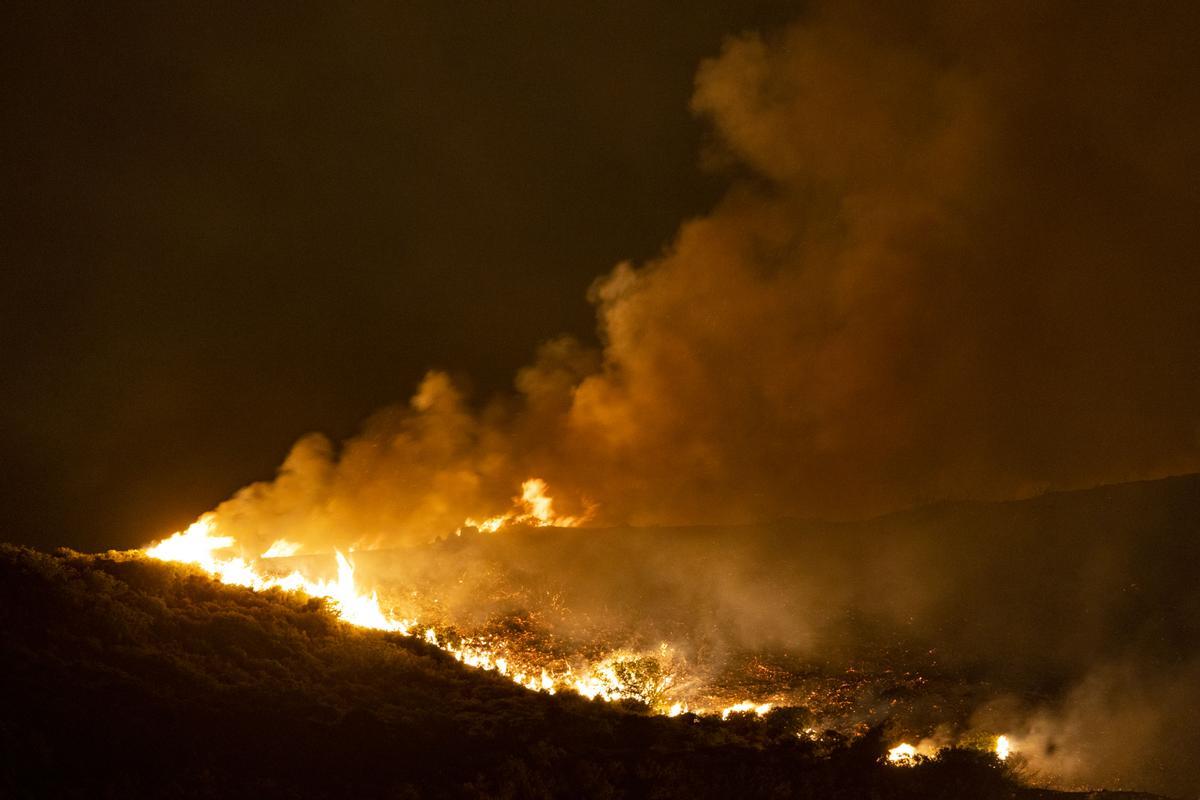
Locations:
0;545;1062;799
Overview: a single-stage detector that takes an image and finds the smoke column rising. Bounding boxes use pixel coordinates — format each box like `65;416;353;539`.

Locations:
204;1;1200;554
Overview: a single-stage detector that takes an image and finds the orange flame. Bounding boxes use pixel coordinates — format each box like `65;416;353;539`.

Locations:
464;478;591;533
141;506;1019;761
140;496;722;716
887;743;919;765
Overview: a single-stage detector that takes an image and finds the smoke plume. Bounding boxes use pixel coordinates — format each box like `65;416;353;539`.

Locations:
203;2;1199;554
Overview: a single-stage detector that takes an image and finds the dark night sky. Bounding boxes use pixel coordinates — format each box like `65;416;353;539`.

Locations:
1;2;798;551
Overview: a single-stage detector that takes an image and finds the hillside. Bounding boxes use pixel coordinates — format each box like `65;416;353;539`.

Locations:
0;544;1127;800
342;474;1200;796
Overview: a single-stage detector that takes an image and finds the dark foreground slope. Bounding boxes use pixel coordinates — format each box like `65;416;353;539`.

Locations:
0;547;1139;800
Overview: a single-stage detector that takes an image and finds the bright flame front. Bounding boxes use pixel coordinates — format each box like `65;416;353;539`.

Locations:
145;514;411;633
887;743;919;765
142;496;1020;761
996;734;1011;761
140;499;719;715
464;478;591;533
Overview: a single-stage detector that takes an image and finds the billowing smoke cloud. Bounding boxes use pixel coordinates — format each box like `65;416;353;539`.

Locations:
206;1;1199;553
150;7;1200;794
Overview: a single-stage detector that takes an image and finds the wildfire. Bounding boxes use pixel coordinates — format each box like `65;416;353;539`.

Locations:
142;502;1014;763
141;503;705;714
464;478;591;533
261;538;301;558
720;701;773;719
143;514;233;564
886;734;1013;766
144;515;411;633
996;734;1011;761
887;743;919;764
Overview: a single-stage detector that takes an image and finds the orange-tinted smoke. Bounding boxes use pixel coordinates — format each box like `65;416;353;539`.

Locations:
206;1;1200;552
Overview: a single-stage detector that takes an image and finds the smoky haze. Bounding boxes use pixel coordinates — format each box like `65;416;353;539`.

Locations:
348;474;1200;796
204;1;1200;554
